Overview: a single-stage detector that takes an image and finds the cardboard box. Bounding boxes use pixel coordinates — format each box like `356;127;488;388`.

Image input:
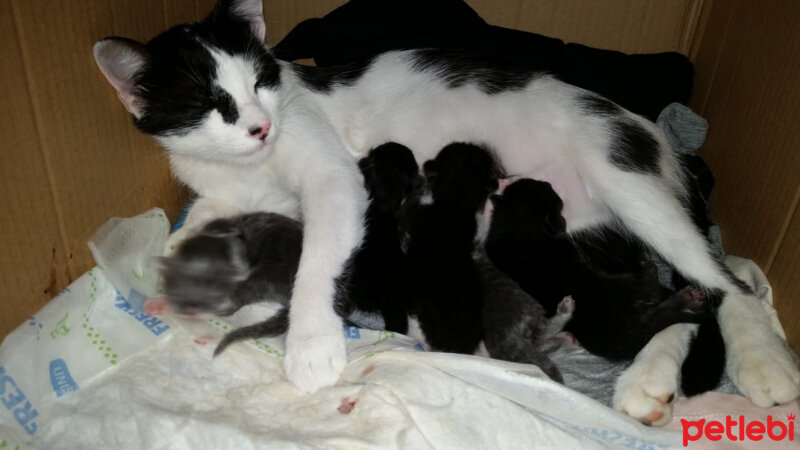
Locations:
1;0;797;351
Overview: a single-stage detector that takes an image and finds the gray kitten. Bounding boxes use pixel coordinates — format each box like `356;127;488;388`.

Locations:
476;255;573;382
157;212;302;348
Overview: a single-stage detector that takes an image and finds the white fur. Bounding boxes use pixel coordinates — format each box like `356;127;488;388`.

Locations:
93;2;800;403
406;316;430;350
718;291;800;406
613;323;696;426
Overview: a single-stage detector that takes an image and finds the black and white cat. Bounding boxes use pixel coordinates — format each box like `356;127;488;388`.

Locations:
93;0;799;423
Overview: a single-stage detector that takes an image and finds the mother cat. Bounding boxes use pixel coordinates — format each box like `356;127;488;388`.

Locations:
93;0;798;424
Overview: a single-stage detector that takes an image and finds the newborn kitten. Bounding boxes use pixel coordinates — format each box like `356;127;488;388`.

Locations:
158;212;302;317
401;142;499;354
486;178;709;361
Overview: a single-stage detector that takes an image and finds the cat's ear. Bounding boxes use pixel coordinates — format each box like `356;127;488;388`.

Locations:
214;0;266;41
93;38;148;118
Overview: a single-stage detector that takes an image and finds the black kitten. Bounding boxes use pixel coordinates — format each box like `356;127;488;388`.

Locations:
401;142;499;354
486;178;710;361
343;142;424;333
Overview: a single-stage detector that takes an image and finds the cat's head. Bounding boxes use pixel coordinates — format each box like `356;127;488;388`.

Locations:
490;178;566;237
93;0;281;164
423;142;500;211
157;227;251;317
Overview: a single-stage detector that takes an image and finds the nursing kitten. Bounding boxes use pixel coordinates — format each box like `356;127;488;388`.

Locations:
94;0;797;412
486;179;710;361
345;142;423;333
401;143;498;354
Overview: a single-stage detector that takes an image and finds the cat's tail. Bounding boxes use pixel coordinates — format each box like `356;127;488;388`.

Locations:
213;307;289;357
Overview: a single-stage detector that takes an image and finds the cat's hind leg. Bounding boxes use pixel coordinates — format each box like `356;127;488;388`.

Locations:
594;167;799;419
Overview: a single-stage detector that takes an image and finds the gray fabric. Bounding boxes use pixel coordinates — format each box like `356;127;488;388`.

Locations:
656;102;708;154
550;343;739;408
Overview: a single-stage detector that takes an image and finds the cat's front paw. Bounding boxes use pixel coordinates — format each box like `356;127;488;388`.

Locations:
283;326;347;393
728;339;800;407
613;352;679;426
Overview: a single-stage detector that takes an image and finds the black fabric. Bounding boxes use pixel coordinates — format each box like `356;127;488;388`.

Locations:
273;0;693;121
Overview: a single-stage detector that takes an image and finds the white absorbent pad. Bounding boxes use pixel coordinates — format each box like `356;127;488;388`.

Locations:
0;267;684;449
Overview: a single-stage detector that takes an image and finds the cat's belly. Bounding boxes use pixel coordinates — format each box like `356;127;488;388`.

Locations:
340;90;610;231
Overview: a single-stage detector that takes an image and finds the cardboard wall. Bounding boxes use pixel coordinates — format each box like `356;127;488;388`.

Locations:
690;0;800;350
0;0;796;351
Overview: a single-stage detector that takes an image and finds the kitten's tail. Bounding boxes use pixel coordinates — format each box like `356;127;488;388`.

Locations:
214;308;289;357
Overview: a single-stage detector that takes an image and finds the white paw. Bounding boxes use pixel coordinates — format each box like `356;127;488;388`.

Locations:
283;327;346;394
614;357;678;426
728;343;800;407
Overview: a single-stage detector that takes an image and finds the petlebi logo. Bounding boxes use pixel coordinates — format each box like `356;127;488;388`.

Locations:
681;414;796;446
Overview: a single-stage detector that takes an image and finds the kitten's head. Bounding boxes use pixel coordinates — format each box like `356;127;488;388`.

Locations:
93;0;281;164
359;142;424;214
490;178;566;238
157;227;251;317
423;143;499;211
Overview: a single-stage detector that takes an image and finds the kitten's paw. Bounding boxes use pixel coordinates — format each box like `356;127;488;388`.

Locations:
614;355;678;426
283;328;347;394
728;342;800;407
557;296;576;315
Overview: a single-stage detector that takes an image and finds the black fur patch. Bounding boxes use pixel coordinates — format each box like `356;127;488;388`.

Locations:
577;94;623;116
410;49;539;94
681;317;725;396
608;119;661;175
293;59;373;93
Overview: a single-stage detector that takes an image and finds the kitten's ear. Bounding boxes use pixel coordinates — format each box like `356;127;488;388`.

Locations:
215;0;266;41
93;38;148;118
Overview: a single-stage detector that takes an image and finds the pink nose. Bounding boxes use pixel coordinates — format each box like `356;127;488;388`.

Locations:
247;122;271;140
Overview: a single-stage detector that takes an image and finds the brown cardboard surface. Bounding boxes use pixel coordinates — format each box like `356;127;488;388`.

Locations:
690;0;800;351
512;0;701;54
0;0;71;336
691;0;800;271
769;198;800;353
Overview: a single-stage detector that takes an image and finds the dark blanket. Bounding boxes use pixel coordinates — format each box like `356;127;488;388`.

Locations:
273;0;693;121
